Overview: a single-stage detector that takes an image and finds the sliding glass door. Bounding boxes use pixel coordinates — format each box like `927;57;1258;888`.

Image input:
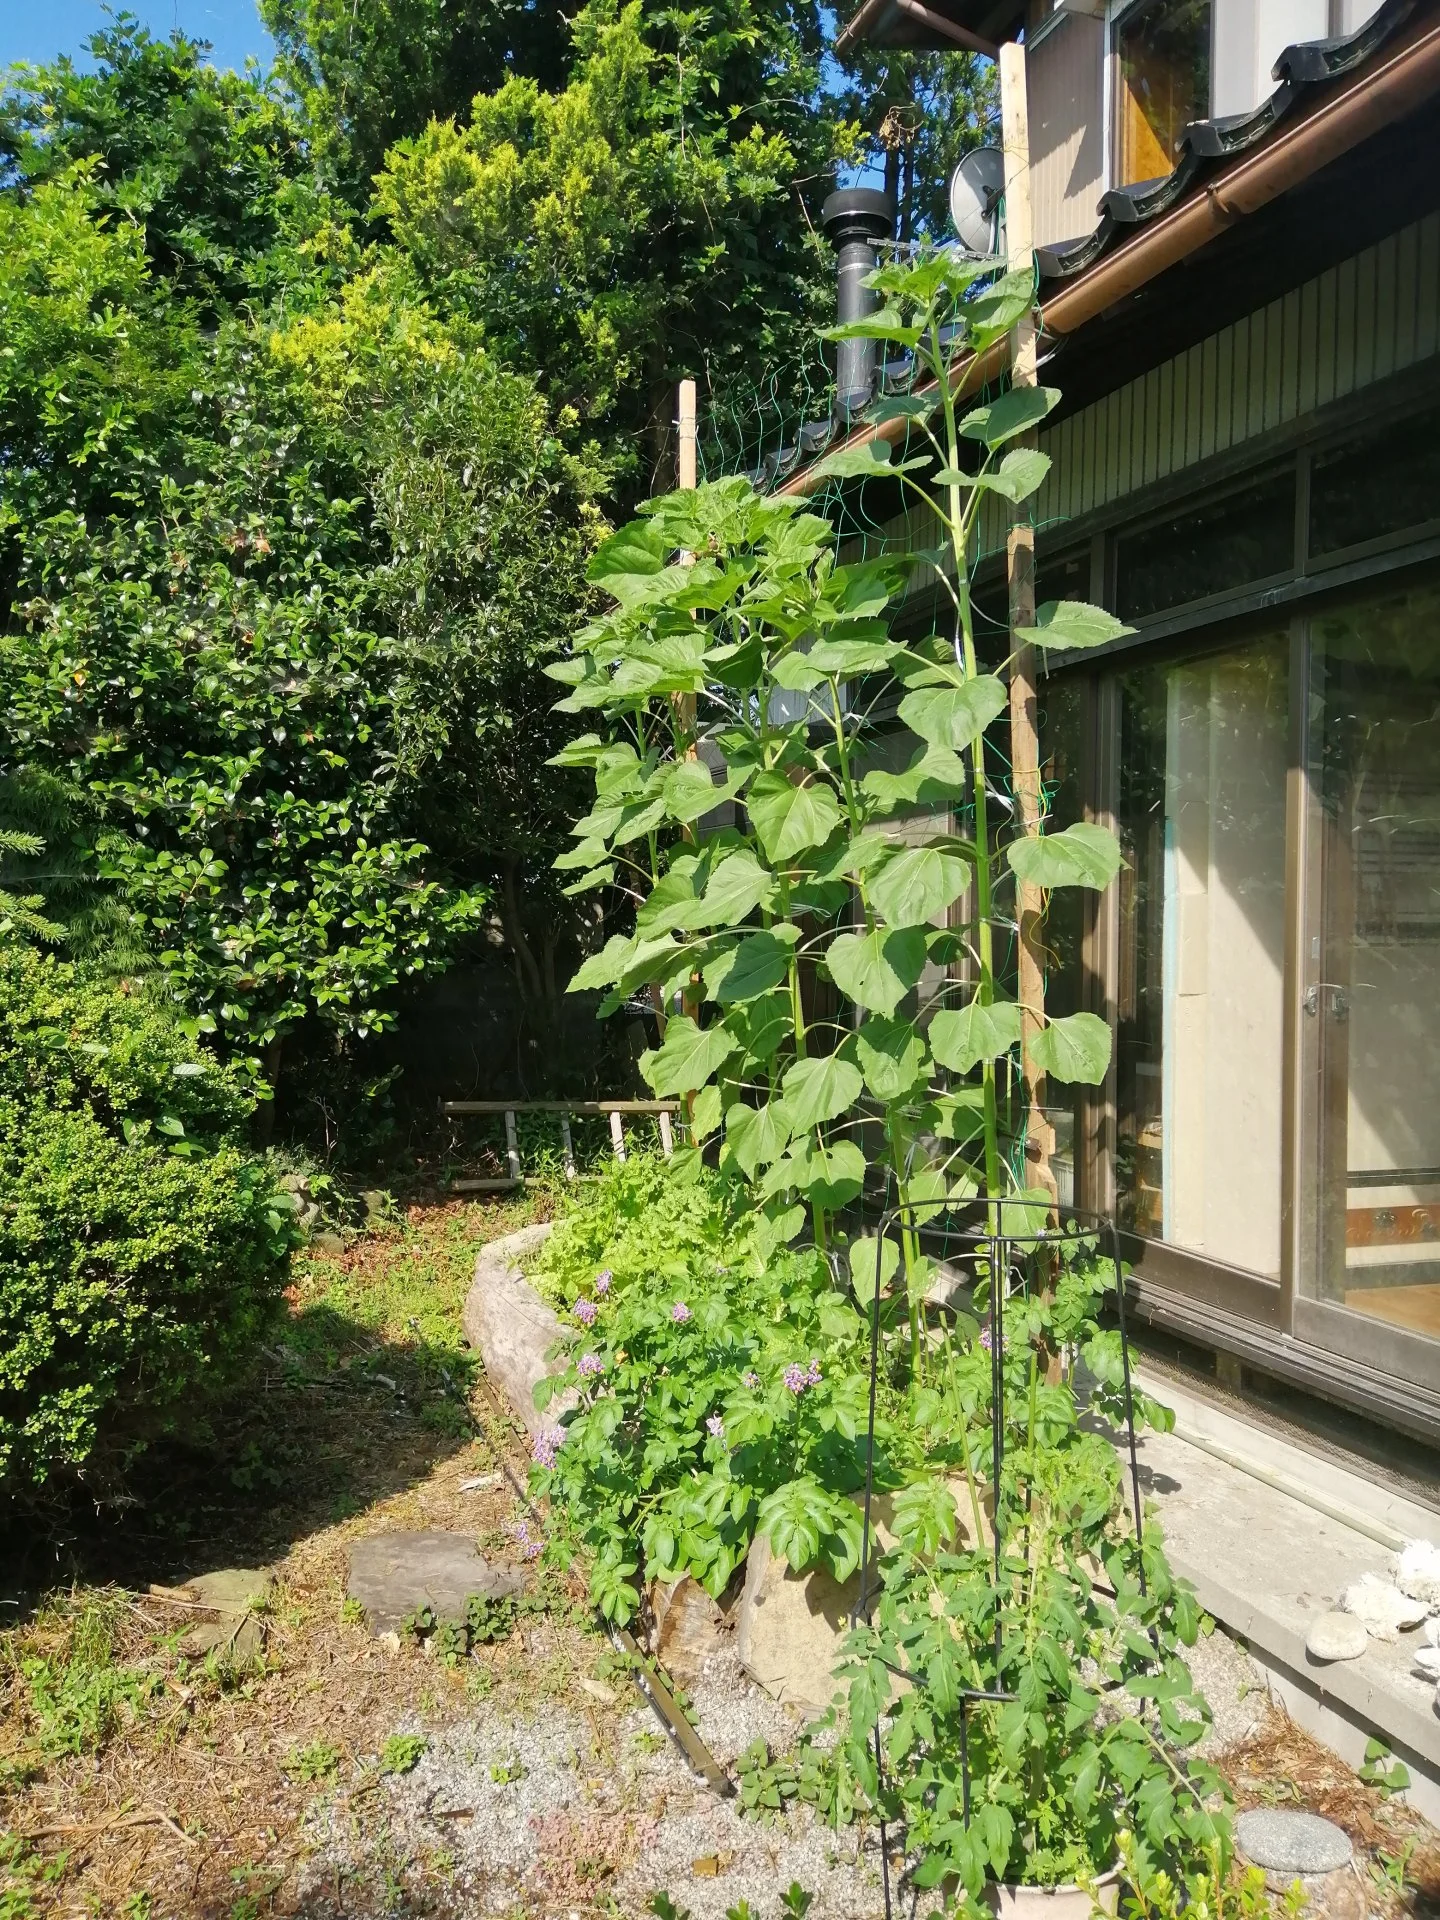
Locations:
1113;636;1290;1284
1297;585;1440;1388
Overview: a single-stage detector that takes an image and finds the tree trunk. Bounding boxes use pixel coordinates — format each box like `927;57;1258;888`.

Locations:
255;1035;283;1149
501;858;544;1006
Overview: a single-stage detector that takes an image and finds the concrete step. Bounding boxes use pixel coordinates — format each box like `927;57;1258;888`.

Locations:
1123;1366;1440;1823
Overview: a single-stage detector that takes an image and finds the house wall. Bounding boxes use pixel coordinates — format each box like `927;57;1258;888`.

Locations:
1212;0;1329;119
847;214;1440;578
1027;9;1107;250
989;209;1440;556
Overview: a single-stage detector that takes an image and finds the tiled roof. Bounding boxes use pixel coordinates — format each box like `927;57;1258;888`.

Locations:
1035;0;1416;284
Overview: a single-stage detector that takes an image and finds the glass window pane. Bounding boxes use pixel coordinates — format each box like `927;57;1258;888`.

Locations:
1116;471;1296;622
1117;0;1212;188
1116;638;1289;1275
1037;549;1091;610
1309;409;1440;559
1306;587;1440;1350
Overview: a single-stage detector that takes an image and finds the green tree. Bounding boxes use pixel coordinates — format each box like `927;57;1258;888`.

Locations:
2;310;487;1063
0;33;603;1087
264;258;605;1023
260;0;575;194
0;17;302;308
832;44;998;242
373;0;859;491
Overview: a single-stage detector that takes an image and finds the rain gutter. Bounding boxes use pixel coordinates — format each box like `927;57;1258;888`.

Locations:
835;0;999;58
782;2;1440;500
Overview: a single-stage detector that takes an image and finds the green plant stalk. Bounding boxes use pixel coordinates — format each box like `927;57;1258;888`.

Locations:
828;667;925;1373
931;312;1003;1222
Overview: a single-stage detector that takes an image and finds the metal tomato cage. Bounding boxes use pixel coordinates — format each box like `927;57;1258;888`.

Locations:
848;1194;1148;1917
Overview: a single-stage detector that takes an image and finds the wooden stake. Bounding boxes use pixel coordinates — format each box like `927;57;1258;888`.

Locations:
1000;39;1057;1209
677;377;698;492
672;377;703;1130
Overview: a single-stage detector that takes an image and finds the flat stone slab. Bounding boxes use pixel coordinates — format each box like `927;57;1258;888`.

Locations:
1235;1809;1352;1876
1305;1610;1368;1663
152;1566;273;1663
347;1530;525;1634
187;1567;273;1614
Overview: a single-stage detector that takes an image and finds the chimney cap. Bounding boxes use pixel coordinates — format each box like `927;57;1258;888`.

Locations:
821;187;896;245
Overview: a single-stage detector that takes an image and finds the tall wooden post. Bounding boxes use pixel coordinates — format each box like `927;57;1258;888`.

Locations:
1000;40;1057;1208
673;379;702;1121
677;377;698;494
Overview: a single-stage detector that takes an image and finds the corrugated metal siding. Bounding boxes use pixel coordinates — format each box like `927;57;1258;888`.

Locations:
1026;211;1440;543
1027;12;1106;255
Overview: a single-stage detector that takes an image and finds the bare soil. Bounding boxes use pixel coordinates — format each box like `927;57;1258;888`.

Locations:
1;1199;1435;1920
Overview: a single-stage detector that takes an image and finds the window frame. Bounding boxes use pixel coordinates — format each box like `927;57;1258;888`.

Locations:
1109;0;1216;190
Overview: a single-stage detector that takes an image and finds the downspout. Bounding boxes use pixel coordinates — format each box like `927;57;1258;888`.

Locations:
782;2;1440;498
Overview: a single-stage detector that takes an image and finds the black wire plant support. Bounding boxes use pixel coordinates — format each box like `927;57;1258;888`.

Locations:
848;1193;1149;1918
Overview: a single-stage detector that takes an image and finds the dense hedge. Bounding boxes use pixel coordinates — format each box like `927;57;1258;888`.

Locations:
0;947;296;1489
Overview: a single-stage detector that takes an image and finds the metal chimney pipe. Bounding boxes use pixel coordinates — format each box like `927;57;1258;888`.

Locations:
821;187;897;417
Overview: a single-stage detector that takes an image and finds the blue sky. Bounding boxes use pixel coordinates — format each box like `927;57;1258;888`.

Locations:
1;0;275;73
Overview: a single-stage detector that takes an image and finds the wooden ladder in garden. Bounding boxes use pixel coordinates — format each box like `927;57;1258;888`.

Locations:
439;1099;681;1192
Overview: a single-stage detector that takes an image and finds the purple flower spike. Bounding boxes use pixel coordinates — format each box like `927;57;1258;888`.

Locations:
707;1414;725;1439
531;1425;567;1470
511;1521;544;1561
594;1269;612;1295
671;1301;691;1323
577;1352;604;1379
574;1298;598;1326
783;1363;808;1394
742;1370;760;1389
805;1360;822;1386
979;1325;993;1351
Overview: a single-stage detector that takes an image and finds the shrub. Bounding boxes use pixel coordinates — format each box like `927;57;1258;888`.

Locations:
531;1153;908;1623
0;946;295;1490
530;1149;760;1308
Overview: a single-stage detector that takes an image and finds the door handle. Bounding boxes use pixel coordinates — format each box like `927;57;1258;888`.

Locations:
1303;983;1349;1020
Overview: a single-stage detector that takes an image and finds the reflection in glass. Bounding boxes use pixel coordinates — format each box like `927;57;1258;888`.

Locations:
1116;639;1288;1275
1117;0;1212;188
1308;407;1440;559
1309;589;1440;1347
1116;471;1295;622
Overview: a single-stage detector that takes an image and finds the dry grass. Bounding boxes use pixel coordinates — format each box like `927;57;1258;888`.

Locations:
0;1192;614;1920
1220;1710;1440;1916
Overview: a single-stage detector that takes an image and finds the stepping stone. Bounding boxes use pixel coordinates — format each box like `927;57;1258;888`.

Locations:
1236;1809;1352;1877
347;1530;525;1634
160;1566;273;1664
1305;1610;1368;1663
186;1567;272;1614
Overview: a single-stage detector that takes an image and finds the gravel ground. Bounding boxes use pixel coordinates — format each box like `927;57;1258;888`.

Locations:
1186;1622;1274;1757
294;1641;890;1919
288;1606;1295;1920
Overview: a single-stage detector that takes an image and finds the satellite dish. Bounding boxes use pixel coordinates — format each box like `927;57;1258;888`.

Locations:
949;147;1006;256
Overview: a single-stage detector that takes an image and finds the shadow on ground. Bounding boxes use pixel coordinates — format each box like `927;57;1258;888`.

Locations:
0;1194;545;1606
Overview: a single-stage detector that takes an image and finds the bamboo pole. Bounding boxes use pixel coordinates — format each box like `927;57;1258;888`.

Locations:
1000;40;1057;1209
